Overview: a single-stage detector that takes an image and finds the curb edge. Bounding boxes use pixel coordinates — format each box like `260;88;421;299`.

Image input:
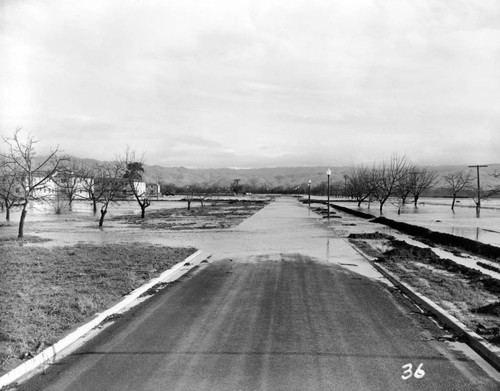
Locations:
0;249;208;389
347;241;500;372
370;260;500;372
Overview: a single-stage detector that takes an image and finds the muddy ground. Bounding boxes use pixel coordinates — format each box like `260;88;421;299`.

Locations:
348;232;500;346
113;199;269;230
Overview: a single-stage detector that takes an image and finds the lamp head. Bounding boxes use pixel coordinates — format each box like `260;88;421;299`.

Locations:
326;168;331;176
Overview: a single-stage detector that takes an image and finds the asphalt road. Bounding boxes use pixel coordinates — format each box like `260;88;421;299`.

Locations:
16;199;500;390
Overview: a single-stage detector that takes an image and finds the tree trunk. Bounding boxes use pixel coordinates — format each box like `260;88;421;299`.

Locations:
139;198;150;218
92;198;97;215
413;195;419;207
18;203;28;238
99;205;107;227
99;211;106;227
451;196;456;211
5;206;10;222
187;199;191;211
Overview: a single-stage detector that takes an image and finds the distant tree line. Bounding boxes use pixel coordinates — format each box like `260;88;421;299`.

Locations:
159;154;500;214
344;155;499;213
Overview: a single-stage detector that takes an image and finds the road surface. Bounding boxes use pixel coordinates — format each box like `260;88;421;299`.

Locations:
16;198;499;390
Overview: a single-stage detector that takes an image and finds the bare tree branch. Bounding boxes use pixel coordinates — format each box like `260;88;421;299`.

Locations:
0;129;69;237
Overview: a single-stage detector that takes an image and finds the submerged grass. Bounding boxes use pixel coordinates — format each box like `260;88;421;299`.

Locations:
114;200;269;230
0;243;195;374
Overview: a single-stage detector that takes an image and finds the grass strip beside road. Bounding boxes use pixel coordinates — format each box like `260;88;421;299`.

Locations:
0;243;196;375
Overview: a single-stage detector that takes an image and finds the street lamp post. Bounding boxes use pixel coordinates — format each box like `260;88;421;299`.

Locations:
308;180;311;208
327;169;331;219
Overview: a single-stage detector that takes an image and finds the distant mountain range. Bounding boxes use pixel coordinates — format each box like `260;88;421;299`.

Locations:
67;156;500;189
104;161;500;190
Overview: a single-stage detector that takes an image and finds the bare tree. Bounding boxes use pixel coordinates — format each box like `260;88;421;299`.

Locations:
443;171;474;211
54;160;88;211
394;163;418;205
94;162;124;227
185;186;193;211
230;179;242;195
198;183;215;208
119;148;150;218
0;155;23;221
372;155;410;213
1;129;68;238
472;187;498;209
488;171;500;199
346;166;377;207
78;163;99;214
411;168;439;207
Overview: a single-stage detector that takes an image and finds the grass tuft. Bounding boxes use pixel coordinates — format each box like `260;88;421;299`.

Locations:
0;243;195;374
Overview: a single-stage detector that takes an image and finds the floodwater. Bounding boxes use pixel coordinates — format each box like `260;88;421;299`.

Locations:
332;197;500;247
1;197;386;281
4;199;186;223
3;196;499;280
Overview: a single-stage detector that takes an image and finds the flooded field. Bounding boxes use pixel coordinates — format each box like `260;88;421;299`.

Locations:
0;196;273;251
332;197;500;247
2;198;187;224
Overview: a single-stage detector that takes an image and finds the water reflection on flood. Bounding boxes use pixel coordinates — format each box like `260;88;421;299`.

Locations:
4;198;371;271
3;197;495;281
334;197;500;247
5;199;186;222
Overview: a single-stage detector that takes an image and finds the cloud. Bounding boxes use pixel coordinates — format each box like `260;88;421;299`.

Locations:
0;0;499;168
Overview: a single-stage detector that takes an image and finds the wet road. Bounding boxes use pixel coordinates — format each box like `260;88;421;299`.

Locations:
17;199;499;390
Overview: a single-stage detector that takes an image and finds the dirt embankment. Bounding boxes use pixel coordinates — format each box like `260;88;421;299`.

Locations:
348;232;500;346
370;216;500;264
326;201;500;264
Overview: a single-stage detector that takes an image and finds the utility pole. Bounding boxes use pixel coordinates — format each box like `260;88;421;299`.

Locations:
326;169;331;219
468;164;488;208
308;180;311;208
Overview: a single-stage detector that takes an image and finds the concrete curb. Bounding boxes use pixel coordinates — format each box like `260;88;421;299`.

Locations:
369;260;500;372
0;250;208;390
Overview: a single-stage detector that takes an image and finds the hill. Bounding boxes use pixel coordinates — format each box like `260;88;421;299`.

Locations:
142;164;500;191
66;156;500;190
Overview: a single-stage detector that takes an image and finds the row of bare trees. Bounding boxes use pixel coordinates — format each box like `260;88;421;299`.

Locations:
345;155;495;213
0;129;151;237
347;155;440;213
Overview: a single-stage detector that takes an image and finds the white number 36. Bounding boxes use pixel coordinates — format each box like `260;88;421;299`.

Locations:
402;363;425;380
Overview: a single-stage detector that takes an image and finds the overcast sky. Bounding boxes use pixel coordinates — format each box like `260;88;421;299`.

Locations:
1;0;499;168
